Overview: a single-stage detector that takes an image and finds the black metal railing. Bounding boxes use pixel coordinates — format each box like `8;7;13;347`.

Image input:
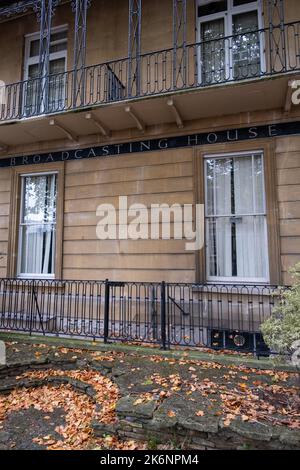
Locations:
0;278;286;355
1;21;300;122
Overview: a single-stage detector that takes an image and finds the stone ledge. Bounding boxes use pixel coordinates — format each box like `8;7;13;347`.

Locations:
92;415;300;450
116;396;159;420
92;398;300;450
0;359;79;380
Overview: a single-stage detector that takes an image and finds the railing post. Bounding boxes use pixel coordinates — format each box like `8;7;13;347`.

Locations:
160;281;167;350
151;285;158;341
71;0;91;107
29;280;35;336
128;0;142;97
267;0;286;73
34;0;59;114
104;279;110;343
173;0;187;90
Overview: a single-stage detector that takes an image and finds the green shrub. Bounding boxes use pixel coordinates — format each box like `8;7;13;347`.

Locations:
261;263;300;360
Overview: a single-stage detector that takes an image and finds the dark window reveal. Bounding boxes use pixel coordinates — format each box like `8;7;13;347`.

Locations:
198;1;228;18
233;0;256;6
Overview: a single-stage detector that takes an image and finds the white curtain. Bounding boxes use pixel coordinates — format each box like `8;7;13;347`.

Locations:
207;159;232;278
42;175;56;274
234;155;267;279
215;159;232;277
22;226;44;274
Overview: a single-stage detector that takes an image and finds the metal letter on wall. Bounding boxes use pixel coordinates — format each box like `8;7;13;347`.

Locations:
34;0;59;113
128;0;142;97
173;0;187;90
72;0;91;107
267;0;286;73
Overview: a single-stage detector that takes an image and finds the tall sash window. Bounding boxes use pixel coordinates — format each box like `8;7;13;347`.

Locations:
205;152;269;283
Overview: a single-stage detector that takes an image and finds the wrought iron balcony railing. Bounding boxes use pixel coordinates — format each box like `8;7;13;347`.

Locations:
1;21;300;122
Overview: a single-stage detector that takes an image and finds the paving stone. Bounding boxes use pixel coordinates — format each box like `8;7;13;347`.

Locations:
224;418;273;442
279;429;300;447
0;431;10;443
116;395;159;420
92;421;119;436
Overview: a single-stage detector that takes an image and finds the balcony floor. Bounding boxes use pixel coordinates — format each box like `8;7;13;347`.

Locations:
0;73;298;153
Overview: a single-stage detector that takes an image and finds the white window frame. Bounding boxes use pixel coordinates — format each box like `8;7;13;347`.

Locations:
23;25;68;117
204;150;270;284
17;171;58;280
196;0;265;83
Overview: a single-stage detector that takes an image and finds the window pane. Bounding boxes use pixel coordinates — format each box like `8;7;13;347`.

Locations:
22;175;57;224
50;30;67;53
235;215;268;279
50;31;68;42
206;158;233;216
49;58;66;111
233;155;265;214
25;64;39;115
29;39;40;58
28;64;39;80
207;215;268;279
206;159;215;215
50;41;67;54
20;224;56;275
253;155;265;212
201;19;226;84
214;158;232;215
232;11;260;79
207;217;233;277
233;156;254;214
49;58;65;75
29;30;67;58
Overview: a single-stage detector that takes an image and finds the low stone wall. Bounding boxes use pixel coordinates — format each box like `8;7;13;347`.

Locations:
0;357;78;379
1;354;299;451
93;395;300;450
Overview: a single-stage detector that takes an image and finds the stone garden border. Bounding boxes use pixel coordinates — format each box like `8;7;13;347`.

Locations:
0;342;299;450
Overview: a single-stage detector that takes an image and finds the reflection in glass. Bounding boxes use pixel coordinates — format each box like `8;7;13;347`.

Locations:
201;18;226;84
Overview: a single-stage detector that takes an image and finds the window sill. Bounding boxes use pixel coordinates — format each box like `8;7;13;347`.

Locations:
17;275;56;280
191;283;282;296
206;280;271;286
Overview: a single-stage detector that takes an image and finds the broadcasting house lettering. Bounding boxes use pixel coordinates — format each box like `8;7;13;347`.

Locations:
1;121;300;168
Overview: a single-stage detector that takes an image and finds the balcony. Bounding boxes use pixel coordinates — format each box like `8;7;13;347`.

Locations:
0;20;300;146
